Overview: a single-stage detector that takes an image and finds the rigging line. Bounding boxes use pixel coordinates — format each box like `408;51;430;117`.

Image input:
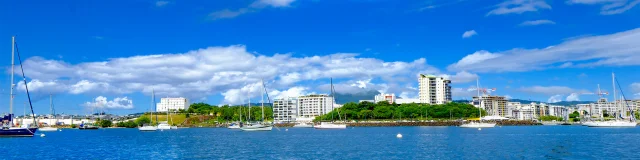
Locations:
615;78;634;121
14;41;37;127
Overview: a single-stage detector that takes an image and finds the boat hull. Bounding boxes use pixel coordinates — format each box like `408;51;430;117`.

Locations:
240;124;273;131
460;122;496;128
227;125;241;129
585;121;637;127
314;123;347;129
139;126;158;131
292;124;313;128
0;128;38;137
39;127;58;132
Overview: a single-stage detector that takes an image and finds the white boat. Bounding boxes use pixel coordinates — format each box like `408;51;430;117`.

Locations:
584;120;637;127
240;123;273;131
460;78;496;128
314;122;346;129
241;80;273;132
157;121;171;130
292;123;313;128
39;127;58;132
170;126;178;129
227;123;241;129
138;124;158;131
314;78;347;130
460;122;496;128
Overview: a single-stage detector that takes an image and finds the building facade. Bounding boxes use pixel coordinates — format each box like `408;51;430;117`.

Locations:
472;96;507;117
374;93;396;104
418;74;452;104
273;97;298;123
156;97;189;112
296;94;335;122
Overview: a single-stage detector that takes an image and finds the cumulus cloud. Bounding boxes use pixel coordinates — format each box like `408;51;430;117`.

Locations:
566;93;580;101
548;94;563;103
462;30;477;38
440;71;479;83
209;0;296;20
567;0;640;15
519;19;556;26
448;28;640;73
487;0;551;16
83;96;134;110
18;45;437;105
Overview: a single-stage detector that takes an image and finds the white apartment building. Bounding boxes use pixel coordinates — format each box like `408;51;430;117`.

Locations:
577;98;637;119
296;94;335;122
374;93;396;104
418;74;452;104
472;95;507;117
273;97;298;123
548;105;569;119
511;103;535;120
156;97;189;112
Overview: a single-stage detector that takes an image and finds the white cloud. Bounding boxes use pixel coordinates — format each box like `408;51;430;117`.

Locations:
209;0;296;20
19;45;435;105
448;28;640;73
82;96;134;110
440;71;478;83
567;0;640;15
269;86;308;99
632;83;640;98
518;86;590;95
519;19;556;26
504;95;513;100
548;94;563;103
155;1;169;7
566;93;580;101
487;0;551;16
462;30;478;38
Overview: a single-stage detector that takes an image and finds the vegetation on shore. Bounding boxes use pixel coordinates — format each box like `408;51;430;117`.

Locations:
314;101;487;122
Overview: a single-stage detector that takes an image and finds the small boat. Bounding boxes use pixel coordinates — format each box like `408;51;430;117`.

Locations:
227;123;241;129
240;123;272;131
541;122;560;125
157;121;172;130
79;123;99;130
292;122;313;128
40;94;59;132
138;124;158;131
584;120;636;127
314;122;346;129
460;121;496;128
39;127;58;132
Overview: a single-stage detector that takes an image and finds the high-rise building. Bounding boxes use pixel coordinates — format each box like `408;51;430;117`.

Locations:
418;74;451;104
273;97;297;123
296;94;335;122
472;95;507;117
156;97;189;112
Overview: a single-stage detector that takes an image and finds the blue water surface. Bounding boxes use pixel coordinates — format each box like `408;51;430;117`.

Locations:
3;126;640;159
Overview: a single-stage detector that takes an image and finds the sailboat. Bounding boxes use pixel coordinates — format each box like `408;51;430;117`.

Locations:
314;78;347;129
0;36;39;136
39;94;58;131
158;98;178;130
139;89;158;131
585;73;636;127
460;78;496;128
228;102;243;129
241;80;273;131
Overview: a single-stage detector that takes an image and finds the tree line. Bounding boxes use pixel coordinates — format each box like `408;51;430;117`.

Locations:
315;101;487;121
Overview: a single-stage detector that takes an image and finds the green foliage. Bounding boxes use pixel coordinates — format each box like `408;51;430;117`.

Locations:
314;102;486;121
70;124;77;128
135;116;151;125
603;110;610;117
540;116;563;121
569;111;580;119
97;120;113;127
116;121;139;128
572;118;580;122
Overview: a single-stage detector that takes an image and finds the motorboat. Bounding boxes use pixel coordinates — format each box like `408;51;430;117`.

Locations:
157;122;172;130
584;120;636;127
39;126;58;132
293;122;313;128
227;123;241;129
314;122;346;129
460;121;496;128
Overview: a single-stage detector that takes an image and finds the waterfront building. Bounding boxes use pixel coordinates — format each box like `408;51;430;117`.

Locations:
548;105;569;118
296;94;335;122
506;102;520;118
418;74;452;104
511;103;535;120
156;97;189;112
472;95;507;117
374;93;396;104
273;97;297;123
395;98;420;104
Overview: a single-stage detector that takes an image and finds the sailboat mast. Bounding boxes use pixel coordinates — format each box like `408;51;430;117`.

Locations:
477;78;481;119
612;72;617;120
50;94;53;117
248;90;251;122
261;80;265;122
9;36;15;115
331;78;334;122
151;89;154;124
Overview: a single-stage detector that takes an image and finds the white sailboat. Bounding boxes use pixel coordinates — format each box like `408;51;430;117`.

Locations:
460;78;496;128
241;80;273;131
314;78;347;129
39;94;58;132
585;73;636;127
292;122;313;128
139;89;158;131
158;99;178;130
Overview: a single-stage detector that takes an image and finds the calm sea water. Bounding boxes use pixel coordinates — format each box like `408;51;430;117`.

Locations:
3;126;640;159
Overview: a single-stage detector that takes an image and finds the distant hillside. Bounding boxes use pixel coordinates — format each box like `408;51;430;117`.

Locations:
335;90;380;104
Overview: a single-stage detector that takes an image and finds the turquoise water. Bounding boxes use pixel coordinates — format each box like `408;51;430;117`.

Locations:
3;126;640;159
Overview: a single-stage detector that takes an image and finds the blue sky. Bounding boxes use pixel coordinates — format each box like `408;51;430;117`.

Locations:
0;0;639;115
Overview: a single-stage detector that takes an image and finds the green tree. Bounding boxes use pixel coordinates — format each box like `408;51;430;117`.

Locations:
135;116;151;126
98;120;113;128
